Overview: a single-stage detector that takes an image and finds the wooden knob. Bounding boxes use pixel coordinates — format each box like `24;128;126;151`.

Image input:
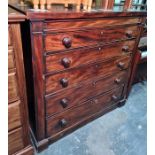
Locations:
126;31;133;38
60;78;68;87
111;95;118;102
62;37;72;48
59;119;68;127
122;46;129;53
60;98;69;108
61;58;71;68
114;78;121;84
117;62;125;69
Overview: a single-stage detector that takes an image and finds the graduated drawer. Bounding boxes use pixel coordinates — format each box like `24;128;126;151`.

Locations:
46;71;127;117
8;72;19;103
8;100;21;131
44;17;141;31
46;86;124;137
45;56;131;94
8;127;24;155
44;26;139;52
8;48;15;70
46;40;135;73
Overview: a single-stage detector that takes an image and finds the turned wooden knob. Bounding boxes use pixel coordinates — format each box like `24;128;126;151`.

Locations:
122;46;129;52
59;119;68;127
61;58;71;68
62;37;72;48
60;78;68;87
126;31;133;38
117;62;125;69
114;78;121;84
111;95;118;102
60;98;69;108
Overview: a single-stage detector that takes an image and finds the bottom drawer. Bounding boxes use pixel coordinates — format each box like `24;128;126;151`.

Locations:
8;128;24;155
46;86;124;136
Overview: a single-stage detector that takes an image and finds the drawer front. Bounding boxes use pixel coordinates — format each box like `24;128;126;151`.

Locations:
46;71;127;117
8;100;21;131
46;86;124;136
44;26;139;52
44;18;140;31
8;128;24;155
45;56;131;94
8;72;19;103
8;48;15;70
46;40;135;73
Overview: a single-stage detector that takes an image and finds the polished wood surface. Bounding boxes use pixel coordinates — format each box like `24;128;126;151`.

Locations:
44;25;139;52
45;40;135;73
45;56;131;94
8;100;21;131
8;128;24;155
46;71;127;116
8;7;34;155
46;86;124;136
9;3;146;151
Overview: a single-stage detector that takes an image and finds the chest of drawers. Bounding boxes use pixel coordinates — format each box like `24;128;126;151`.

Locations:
8;7;34;155
11;5;146;151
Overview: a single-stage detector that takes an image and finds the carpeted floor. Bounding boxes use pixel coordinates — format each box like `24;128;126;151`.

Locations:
36;82;147;155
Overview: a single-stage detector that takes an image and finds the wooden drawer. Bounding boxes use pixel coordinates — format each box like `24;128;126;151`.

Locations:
8;48;15;70
8;100;21;131
8;128;24;155
46;71;127;117
8;72;19;103
46;86;124;136
45;56;131;94
44;26;139;52
44;17;140;31
46;40;135;73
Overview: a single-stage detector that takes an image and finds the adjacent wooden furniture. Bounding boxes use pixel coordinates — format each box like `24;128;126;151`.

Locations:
32;0;92;10
9;3;146;152
8;7;34;155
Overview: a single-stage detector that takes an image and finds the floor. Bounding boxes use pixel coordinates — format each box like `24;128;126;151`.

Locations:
36;82;147;155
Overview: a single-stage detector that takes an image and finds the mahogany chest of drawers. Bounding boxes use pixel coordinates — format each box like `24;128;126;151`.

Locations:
8;7;34;155
10;5;146;151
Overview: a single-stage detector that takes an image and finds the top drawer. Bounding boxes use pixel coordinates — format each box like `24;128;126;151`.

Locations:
44;17;141;31
44;26;139;52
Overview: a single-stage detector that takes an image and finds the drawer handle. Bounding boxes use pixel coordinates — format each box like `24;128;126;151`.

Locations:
122;46;129;53
60;78;69;87
114;78;121;84
59;119;68;127
61;57;71;68
126;31;133;38
117;62;125;70
60;98;69;108
111;95;118;102
62;37;72;48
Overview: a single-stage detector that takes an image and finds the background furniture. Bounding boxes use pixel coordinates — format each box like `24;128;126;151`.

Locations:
8;7;34;155
9;0;146;152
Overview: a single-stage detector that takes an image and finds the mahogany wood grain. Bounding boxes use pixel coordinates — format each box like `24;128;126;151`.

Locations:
8;48;15;70
8;72;19;103
8;128;24;155
45;40;135;73
124;0;133;10
46;71;127;117
45;56;131;94
46;86;124;136
8;25;12;46
8;100;21;131
44;17;140;32
44;26;139;52
31;31;46;140
8;7;34;154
